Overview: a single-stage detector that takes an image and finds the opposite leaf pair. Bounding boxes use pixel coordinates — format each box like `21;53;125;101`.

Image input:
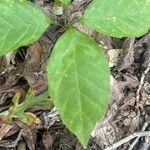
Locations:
0;0;150;149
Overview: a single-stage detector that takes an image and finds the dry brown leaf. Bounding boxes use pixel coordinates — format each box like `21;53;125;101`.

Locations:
115;38;135;71
0;56;7;73
0;122;12;140
16;121;36;150
42;131;53;150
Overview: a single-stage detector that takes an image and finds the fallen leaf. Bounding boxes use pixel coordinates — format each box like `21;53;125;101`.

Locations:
42;131;53;150
0;122;12;140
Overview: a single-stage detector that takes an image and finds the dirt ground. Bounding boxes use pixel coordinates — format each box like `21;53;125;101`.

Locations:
0;0;150;150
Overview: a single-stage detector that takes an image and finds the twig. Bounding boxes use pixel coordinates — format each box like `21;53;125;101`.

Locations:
128;122;150;150
104;131;150;150
136;62;150;107
129;62;150;150
0;129;22;147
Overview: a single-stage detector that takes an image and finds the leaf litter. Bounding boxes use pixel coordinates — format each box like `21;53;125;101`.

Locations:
0;0;150;150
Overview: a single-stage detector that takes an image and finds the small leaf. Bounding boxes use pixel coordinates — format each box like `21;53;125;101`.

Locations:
47;28;110;148
17;112;41;125
80;0;150;38
0;90;53;125
0;0;51;56
56;0;71;7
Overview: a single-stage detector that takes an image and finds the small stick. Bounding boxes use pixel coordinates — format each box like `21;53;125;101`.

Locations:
129;62;150;150
136;62;150;107
0;129;22;148
128;122;149;150
104;131;150;150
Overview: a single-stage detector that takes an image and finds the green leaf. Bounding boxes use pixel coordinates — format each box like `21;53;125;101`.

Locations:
0;90;53;125
57;0;71;6
47;28;110;148
0;0;51;56
80;0;150;38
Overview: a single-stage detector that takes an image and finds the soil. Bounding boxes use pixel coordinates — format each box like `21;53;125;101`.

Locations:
0;0;150;150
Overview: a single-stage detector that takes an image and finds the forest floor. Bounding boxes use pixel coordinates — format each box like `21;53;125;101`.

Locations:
0;0;150;150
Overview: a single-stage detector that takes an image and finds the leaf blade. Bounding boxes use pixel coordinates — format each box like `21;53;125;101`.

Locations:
56;0;71;6
80;0;150;37
0;0;51;56
47;28;110;148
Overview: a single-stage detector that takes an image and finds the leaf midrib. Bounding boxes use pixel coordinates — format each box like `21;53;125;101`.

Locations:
73;48;85;142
